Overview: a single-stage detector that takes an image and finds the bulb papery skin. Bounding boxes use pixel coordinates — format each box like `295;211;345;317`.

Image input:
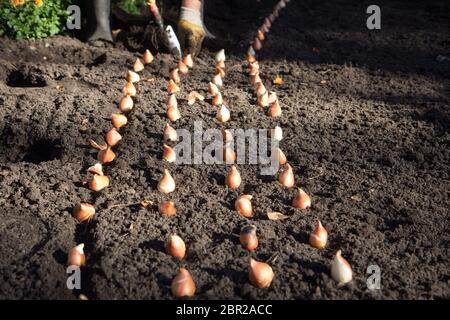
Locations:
309;221;328;249
208;82;220;96
73;203;95;223
159;201;177;215
166;234;186;259
163;144;176;163
226;166;241;189
215;49;226;62
331;250;353;285
292;188;311;209
119;95;134;112
212;74;223;87
68;244;86;267
235;195;253;218
279;164;295;188
163;124;178;142
158;169;176;194
133;58;144;72
171;268;196;298
143;50;154;64
249;258;274;288
216;105;230;123
240;226;258;251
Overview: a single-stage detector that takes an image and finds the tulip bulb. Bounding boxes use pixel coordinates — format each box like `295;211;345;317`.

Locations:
106;128;122;147
216;66;225;78
268;91;277;104
111;113;128;128
123;81;136;96
274;148;287;165
98;147;116;164
216;60;225;69
257;91;269;108
268;99;282;117
292;188;311;209
166;234;186;259
257;30;265;41
167;102;181;122
250;74;262;87
187;91;204;105
253;37;262;51
235;195;253;217
163;144;176;163
89;174;110;192
73;203;95;223
208;82;220;96
249;61;259;76
158;169;175;194
143;49;154;64
212;73;223;87
159;200;177;215
178;60;189;74
246;46;256;63
212;92;223;106
133;58;144;72
87;163;103;176
127;70;140;83
226;165;241;189
240;225;258;251
264;17;271;28
249;258;274;288
167;79;180;93
279;163;295;188
163;123;178;141
309;220;327;249
171;268;196;298
223;145;236;163
170;68;180;84
216;104;230;123
331;250;353;285
221;129;233;143
68;244;86;267
119;95;134;112
183;53;193;68
270;126;283;141
215;49;226;62
256;82;266;97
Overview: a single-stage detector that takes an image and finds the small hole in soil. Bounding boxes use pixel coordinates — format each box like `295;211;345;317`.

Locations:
22;139;63;163
6;70;47;88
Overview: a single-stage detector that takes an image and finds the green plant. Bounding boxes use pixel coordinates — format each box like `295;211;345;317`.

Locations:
113;0;147;16
0;0;72;39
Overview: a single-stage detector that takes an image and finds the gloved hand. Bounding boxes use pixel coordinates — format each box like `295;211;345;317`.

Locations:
178;5;206;57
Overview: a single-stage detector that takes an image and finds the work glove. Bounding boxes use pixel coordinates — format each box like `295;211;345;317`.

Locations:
177;6;206;57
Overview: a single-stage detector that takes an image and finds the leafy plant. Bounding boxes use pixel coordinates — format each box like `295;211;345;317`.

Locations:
113;0;147;16
0;0;72;39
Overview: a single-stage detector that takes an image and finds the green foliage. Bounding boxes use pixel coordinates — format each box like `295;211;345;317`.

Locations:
113;0;147;16
0;0;71;39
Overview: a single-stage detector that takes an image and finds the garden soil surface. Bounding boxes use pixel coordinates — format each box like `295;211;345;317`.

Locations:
0;0;449;299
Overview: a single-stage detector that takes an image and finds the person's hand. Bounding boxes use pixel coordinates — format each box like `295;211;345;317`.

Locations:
178;6;206;57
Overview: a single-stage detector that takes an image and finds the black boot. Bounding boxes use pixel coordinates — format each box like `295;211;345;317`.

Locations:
85;0;113;43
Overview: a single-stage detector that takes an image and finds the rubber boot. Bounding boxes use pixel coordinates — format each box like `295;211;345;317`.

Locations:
85;0;113;43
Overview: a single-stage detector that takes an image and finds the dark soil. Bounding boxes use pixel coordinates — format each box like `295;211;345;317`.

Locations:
0;0;449;299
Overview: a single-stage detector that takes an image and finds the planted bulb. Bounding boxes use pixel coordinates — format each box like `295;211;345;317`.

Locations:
249;258;274;288
226;165;241;189
292;188;311;209
158;169;175;194
235;195;253;217
73;203;95;223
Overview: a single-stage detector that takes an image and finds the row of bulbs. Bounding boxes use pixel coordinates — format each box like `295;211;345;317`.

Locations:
68;0;352;299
